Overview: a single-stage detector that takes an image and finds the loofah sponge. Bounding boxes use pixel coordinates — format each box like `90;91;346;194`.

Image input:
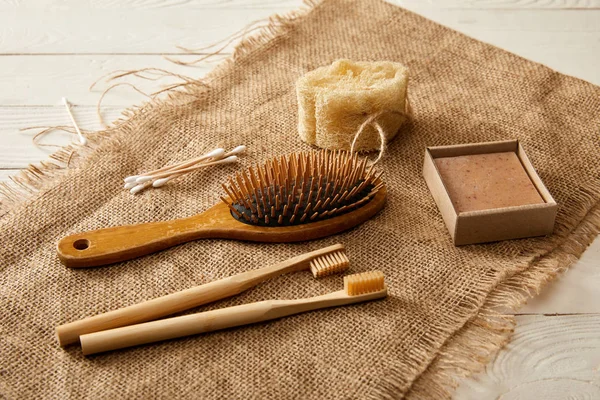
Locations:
296;59;409;152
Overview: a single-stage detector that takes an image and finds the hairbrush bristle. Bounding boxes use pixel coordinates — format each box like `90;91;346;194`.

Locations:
220;150;384;226
344;270;385;296
309;250;350;278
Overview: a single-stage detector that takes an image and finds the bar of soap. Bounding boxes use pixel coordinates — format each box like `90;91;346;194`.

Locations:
435;152;544;213
296;59;409;151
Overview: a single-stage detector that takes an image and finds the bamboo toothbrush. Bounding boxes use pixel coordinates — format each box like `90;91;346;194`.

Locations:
79;270;387;355
57;150;387;268
56;244;349;346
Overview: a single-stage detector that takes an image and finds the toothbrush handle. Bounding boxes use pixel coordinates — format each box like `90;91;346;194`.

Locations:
79;289;387;355
55;276;243;347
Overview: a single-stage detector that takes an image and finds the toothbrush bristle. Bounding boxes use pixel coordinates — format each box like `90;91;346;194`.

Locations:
344;270;385;296
220;150;384;227
309;250;350;278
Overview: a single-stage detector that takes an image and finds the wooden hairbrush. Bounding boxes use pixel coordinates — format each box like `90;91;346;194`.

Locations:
57;150;386;268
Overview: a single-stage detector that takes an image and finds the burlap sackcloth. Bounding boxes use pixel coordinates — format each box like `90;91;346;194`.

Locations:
1;0;600;398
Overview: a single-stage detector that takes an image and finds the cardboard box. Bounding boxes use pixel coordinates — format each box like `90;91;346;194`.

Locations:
423;139;557;245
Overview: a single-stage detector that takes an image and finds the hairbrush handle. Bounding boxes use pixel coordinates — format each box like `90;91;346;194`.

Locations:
79;289;387;355
57;213;217;268
55;244;346;346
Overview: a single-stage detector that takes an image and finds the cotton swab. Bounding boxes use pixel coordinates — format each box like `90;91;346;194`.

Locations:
123;147;226;183
135;149;225;183
124;175;140;184
62;97;87;145
224;145;246;157
137;156;238;183
124;146;246;194
130;181;153;194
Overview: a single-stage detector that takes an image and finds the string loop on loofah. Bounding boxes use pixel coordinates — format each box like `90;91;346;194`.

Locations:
349;96;412;165
296;59;410;153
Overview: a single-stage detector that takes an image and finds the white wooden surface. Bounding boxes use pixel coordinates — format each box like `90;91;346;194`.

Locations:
0;1;598;398
455;314;600;399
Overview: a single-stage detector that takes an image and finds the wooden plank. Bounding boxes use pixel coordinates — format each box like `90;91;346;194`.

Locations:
455;314;600;399
0;6;296;54
0;106;122;168
0;55;212;106
78;0;301;9
393;0;600;9
0;3;599;57
518;235;600;314
2;0;598;11
0;169;19;183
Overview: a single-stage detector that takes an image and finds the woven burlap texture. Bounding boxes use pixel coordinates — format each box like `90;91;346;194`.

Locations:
1;0;600;399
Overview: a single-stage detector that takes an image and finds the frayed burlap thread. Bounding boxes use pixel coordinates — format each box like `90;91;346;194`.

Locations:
1;0;600;399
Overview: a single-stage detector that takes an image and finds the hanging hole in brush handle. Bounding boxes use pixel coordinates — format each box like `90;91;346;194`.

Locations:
72;239;90;250
56;215;216;268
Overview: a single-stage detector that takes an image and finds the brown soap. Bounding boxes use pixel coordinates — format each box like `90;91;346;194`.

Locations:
434;152;544;213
